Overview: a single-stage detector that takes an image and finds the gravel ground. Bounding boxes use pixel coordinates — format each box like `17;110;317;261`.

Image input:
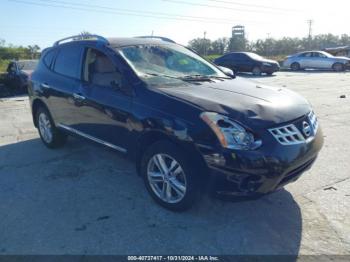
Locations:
0;71;349;255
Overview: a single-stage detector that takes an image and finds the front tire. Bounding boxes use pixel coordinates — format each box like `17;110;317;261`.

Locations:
140;141;199;211
36;107;67;148
291;62;301;71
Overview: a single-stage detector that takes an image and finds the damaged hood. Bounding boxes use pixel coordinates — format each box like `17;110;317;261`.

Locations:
157;77;311;129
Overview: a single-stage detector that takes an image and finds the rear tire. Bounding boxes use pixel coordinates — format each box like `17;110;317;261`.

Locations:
332;63;344;72
140;141;199;211
291;62;301;71
36;106;67;149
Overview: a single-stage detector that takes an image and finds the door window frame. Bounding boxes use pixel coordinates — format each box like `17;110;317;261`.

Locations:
81;45;134;96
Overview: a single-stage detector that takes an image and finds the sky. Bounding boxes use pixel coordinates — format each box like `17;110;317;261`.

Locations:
1;0;349;49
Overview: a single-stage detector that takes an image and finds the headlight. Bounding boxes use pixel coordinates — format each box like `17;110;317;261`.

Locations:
200;112;262;150
262;62;272;66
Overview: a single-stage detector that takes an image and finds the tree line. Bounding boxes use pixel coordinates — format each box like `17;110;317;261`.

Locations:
0;39;40;60
1;33;350;70
188;33;350;58
0;39;40;72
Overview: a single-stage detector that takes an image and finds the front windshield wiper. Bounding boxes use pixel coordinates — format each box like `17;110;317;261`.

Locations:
207;75;232;80
143;73;231;81
143;72;180;80
180;74;231;81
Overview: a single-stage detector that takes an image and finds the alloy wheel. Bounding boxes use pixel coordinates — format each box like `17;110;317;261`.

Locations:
147;154;187;203
38;112;53;143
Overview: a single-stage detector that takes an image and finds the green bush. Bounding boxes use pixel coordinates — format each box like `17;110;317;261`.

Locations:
0;59;10;73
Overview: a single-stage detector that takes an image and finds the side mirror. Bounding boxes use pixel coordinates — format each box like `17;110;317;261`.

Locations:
7;65;16;73
218;66;235;78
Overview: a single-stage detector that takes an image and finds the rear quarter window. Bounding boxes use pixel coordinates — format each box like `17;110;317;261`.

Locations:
53;45;83;79
43;49;57;68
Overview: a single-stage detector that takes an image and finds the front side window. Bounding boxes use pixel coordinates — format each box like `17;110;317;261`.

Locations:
314;52;330;58
83;48;121;87
118;44;226;78
54;45;83;79
231;53;241;60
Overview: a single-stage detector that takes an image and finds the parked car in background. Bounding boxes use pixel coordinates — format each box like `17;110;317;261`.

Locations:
6;60;38;92
214;52;280;76
29;35;323;211
283;51;350;71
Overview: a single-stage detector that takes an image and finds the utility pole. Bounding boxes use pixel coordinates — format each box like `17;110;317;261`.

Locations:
203;31;207;56
267;33;271;57
307;20;313;49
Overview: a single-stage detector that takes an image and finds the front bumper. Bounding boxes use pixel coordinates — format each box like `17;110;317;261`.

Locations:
261;64;280;74
197;120;324;197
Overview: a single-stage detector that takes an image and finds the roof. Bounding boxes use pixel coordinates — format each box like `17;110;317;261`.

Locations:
107;37;175;48
50;35;176;50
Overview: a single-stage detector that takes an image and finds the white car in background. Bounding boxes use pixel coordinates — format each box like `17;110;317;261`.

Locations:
283;51;350;71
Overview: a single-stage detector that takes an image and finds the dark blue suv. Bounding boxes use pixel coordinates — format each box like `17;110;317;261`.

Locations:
29;35;323;210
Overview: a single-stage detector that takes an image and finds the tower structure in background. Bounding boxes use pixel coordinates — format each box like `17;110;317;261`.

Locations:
229;25;247;52
232;25;245;38
307;19;314;49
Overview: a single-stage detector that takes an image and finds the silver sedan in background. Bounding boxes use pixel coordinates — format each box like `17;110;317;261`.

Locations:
283;51;350;71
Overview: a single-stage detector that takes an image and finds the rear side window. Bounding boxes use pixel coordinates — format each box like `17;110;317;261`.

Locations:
54;45;83;79
43;49;57;68
300;52;312;57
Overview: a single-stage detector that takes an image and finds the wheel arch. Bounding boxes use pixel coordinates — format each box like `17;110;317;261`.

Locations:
291;61;301;70
31;99;49;128
134;130;208;179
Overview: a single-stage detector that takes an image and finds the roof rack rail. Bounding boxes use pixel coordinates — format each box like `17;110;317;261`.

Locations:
135;36;176;44
53;34;109;46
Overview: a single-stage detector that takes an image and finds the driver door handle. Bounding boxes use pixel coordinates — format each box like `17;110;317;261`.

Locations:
73;93;86;101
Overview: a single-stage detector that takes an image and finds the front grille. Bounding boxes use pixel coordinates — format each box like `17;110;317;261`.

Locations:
268;124;304;145
269;111;319;146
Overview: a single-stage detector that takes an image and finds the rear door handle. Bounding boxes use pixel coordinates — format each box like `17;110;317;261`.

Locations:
73;93;86;101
